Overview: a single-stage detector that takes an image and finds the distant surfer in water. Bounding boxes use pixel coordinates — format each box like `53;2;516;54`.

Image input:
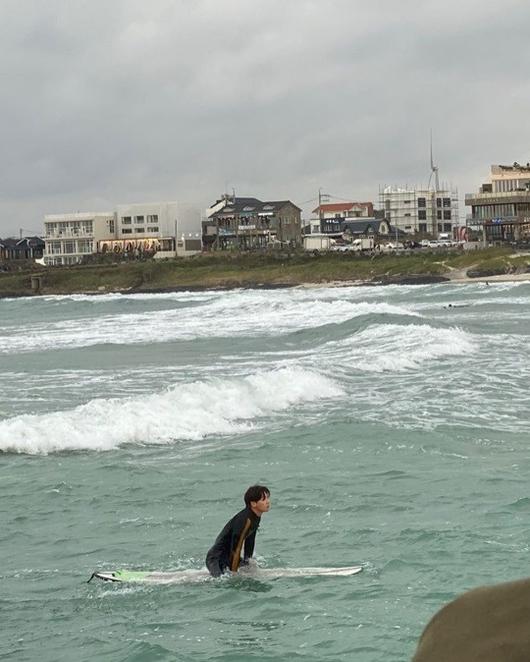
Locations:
205;484;270;577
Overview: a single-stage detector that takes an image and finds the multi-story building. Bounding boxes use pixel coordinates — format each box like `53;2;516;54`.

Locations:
43;212;115;265
379;186;459;237
203;196;302;250
101;201;179;256
465;163;530;243
44;202;202;264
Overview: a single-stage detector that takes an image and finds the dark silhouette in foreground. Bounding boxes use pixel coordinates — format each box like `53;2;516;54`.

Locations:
413;577;530;661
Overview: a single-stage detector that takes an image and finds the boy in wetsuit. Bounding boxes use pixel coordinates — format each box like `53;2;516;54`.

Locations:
205;485;270;577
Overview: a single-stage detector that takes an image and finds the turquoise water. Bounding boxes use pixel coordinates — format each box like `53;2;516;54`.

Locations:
1;282;530;661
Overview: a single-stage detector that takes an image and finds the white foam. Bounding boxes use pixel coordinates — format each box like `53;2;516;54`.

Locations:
0;290;420;354
318;323;477;373
0;367;343;455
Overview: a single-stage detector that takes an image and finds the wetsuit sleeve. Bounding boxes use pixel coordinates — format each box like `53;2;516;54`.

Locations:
244;531;256;559
229;516;252;572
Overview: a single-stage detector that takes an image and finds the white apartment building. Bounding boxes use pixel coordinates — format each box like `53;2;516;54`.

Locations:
379;186;459;237
103;201;201;256
43;212;115;265
44;202;202;263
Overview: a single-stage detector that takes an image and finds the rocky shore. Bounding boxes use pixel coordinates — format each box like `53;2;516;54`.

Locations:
0;247;529;298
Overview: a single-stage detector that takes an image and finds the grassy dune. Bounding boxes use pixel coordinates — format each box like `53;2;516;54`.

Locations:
0;247;528;297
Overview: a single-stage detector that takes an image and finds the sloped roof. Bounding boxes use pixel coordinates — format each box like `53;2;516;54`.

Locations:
312;202;373;214
210;198;301;217
341;218;388;234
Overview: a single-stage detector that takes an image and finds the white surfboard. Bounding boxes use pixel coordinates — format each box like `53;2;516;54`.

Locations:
89;565;363;585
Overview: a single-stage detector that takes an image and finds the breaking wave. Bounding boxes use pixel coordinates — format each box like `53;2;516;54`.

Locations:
0;367;343;455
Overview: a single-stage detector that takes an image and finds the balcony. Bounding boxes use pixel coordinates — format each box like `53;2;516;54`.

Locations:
465;191;530;205
45;230;94;239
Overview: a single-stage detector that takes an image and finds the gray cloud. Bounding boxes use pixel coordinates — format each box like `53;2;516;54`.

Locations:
1;0;530;234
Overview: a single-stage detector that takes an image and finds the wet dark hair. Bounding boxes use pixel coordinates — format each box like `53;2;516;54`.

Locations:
244;484;270;507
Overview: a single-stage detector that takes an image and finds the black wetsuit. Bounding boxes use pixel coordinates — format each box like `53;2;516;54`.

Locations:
205;507;261;577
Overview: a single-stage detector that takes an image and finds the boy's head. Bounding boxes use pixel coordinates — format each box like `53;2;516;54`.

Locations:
244;484;270;513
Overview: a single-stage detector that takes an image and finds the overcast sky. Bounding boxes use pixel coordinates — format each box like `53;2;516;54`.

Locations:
1;0;530;235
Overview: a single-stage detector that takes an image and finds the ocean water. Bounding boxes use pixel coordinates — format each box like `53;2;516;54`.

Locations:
1;281;530;661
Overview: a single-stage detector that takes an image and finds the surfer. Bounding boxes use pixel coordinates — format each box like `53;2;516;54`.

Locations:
205;484;270;577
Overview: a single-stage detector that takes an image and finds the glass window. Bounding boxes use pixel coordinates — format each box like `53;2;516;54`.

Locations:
135;228;145;233
436;198;442;207
147;227;159;233
122;217;132;224
135;216;144;223
417;197;426;208
122;228;132;234
443;198;451;207
437;210;442;219
418;210;427;220
443;210;451;220
418;223;427;233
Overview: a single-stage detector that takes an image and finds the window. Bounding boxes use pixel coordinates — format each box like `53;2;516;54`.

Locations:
443;224;452;232
404;200;411;204
147;227;159;232
437;223;442;231
418;210;427;220
404;213;411;217
147;214;159;223
64;241;75;254
135;228;145;233
78;240;93;253
122;228;132;234
135;215;144;223
437;210;442;220
418;223;427;233
443;198;451;207
418;197;426;208
443;210;451;220
122;216;132;224
436;198;442;208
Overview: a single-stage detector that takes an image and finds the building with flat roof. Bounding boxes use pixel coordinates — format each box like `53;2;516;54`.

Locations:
44;201;202;264
465;163;530;243
43;212;115;265
379;185;459;237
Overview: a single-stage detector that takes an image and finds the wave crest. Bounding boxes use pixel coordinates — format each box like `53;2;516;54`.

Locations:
0;368;342;455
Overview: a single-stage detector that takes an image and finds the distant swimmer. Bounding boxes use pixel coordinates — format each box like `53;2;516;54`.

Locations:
444;303;470;309
206;485;271;577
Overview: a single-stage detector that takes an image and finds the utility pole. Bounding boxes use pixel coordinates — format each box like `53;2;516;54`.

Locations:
318;188;330;233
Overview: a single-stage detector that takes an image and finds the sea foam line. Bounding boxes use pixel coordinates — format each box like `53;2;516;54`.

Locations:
0;368;343;455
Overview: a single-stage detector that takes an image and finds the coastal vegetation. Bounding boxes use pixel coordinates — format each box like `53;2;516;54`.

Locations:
0;247;528;297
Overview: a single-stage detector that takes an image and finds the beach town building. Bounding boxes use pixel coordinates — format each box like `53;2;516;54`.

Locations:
379;185;459;237
0;236;45;263
310;201;374;234
465;163;530;243
203;196;302;250
43;212;115;265
43;202;202;264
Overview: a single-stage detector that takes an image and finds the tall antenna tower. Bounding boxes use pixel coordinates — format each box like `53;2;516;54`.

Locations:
428;130;440;191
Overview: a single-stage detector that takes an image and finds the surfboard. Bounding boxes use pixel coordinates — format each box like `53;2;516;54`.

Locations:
88;565;363;585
